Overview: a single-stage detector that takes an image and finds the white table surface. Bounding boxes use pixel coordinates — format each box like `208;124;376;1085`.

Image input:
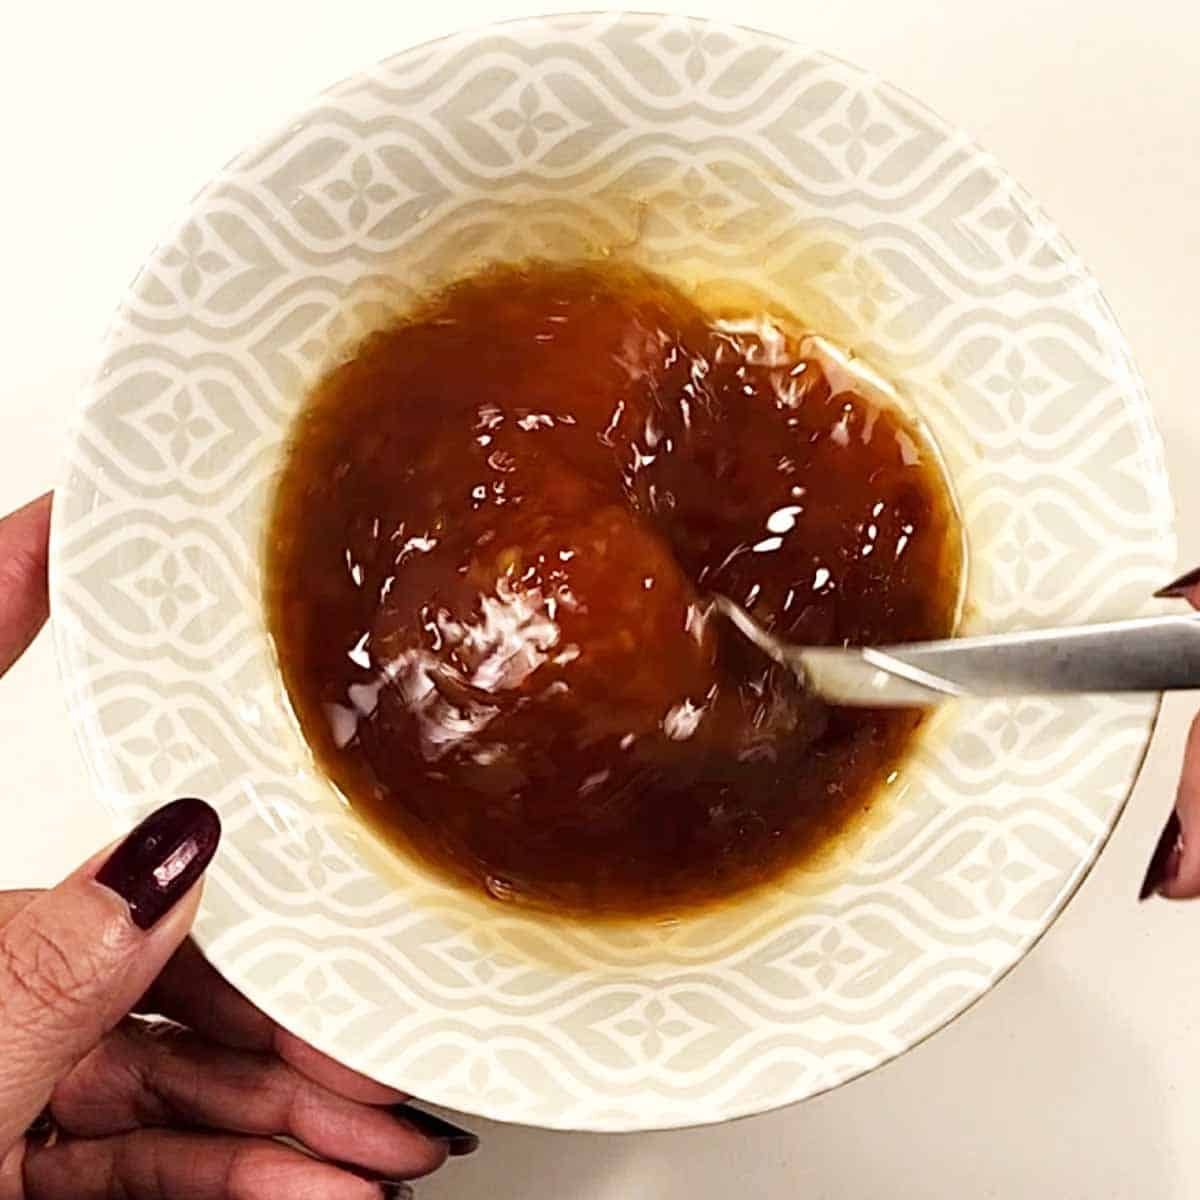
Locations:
2;1;1198;1195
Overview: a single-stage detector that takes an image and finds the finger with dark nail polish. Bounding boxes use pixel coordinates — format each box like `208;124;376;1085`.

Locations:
1155;566;1200;599
1139;809;1182;899
95;797;221;929
392;1103;480;1156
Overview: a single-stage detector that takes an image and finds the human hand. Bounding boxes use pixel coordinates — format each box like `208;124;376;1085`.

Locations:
0;495;477;1197
1142;565;1200;898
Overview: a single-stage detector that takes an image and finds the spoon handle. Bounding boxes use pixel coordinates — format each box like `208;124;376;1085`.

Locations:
799;613;1200;706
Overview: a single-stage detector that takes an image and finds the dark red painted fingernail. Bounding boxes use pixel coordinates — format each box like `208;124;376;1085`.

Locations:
1139;809;1182;899
24;1106;57;1147
328;1159;418;1194
95;798;221;929
1154;566;1200;598
329;1165;413;1199
392;1103;480;1156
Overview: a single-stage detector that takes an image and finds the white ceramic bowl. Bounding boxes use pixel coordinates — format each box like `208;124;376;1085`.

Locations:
51;13;1174;1131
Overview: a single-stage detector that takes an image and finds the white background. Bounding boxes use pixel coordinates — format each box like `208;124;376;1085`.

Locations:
1;2;1198;1196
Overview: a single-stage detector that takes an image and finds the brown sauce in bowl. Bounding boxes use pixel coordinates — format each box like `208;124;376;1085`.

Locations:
266;262;962;918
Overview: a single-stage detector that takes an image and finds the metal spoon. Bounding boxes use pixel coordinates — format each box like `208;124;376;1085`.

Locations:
713;596;1200;707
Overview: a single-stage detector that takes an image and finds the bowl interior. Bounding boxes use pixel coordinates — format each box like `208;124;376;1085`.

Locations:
51;13;1174;1130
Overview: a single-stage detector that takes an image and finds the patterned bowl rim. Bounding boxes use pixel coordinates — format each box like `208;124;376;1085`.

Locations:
49;11;1173;1131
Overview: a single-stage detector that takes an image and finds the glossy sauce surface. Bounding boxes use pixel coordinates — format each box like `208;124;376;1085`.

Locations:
266;263;962;917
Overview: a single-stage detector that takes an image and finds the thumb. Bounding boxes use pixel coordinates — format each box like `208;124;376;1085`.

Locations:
0;798;220;1147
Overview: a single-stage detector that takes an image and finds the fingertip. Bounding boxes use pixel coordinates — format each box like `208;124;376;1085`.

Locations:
379;1185;415;1200
1150;712;1200;899
1160;828;1200;900
1154;564;1200;605
392;1104;479;1160
0;492;51;568
332;1136;449;1185
94;797;220;931
0;491;53;674
403;1134;451;1179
